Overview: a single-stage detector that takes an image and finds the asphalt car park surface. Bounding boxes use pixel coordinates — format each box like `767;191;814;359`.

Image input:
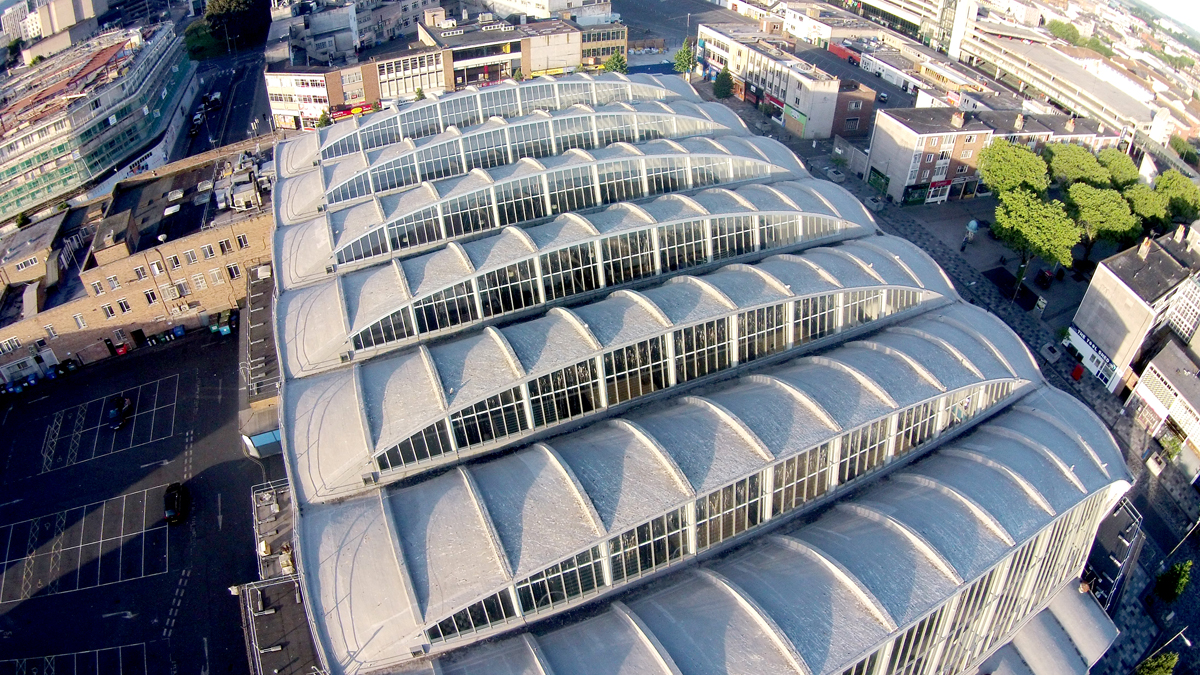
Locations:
0;330;269;674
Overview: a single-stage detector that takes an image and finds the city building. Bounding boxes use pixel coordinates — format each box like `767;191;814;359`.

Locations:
698;23;876;139
268;74;1131;675
1067;227;1200;395
477;0;616;26
826;0;978;58
1124;339;1200;480
1;1;29;42
865;107;1120;204
283;0;441;63
0;144;274;382
959;21;1156;135
0;25;193;223
779;2;883;47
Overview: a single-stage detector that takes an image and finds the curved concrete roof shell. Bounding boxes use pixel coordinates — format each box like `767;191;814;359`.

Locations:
274;135;813;290
274;100;751;220
276;73;701;173
302;382;1126;675
277;178;882;378
281;235;962;503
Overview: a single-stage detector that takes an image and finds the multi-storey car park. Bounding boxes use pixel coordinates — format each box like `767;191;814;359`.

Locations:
0;24;192;222
269;74;1133;675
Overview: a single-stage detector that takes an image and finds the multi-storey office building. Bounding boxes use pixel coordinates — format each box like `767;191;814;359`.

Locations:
826;0;978;57
271;84;1129;675
0;24;193;223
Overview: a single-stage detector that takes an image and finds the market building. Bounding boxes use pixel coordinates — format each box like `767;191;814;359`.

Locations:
268;72;1131;675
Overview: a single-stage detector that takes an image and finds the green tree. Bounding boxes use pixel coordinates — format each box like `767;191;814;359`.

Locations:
603;52;628;74
414;88;425;101
1084;36;1113;57
1125;183;1169;228
512;67;523;81
30;55;43;65
994;188;1081;286
1098;148;1140;189
1155;169;1200;222
713;67;733;99
1135;652;1179;675
1169;135;1198;167
1046;20;1080;44
674;42;697;82
205;0;270;49
1155;560;1193;602
978;139;1050;194
315;111;331;128
1044;143;1110;187
6;38;20;61
1068;183;1140;260
14;212;29;227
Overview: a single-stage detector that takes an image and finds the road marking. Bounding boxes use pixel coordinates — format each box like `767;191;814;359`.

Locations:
201;637;210;675
0;498;21;509
217;493;222;530
140;459;174;469
0;641;149;674
102;610;136;619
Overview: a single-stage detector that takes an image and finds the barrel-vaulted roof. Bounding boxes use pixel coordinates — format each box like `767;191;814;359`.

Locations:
281;235;963;503
276;178;881;378
301;383;1127;675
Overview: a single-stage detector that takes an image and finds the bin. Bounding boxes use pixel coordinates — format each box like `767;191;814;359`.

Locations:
173;325;185;338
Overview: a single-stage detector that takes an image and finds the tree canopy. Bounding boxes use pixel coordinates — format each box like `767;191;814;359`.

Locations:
713;67;733;99
315;111;331;128
978;139;1049;194
1046;20;1080;43
1044;143;1110;187
603;52;628;74
674;43;697;81
414;88;425;101
1068;183;1140;260
1125;183;1169;227
205;0;270;49
1169;135;1198;167
1098;148;1140;189
1155;170;1200;222
1135;652;1178;675
994;188;1081;270
1155;560;1193;603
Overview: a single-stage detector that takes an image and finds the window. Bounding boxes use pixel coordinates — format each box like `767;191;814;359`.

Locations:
601;232;654;286
942;135;954;145
44;325;56;340
939;150;951;161
150;260;164;276
738;305;787;362
218;239;233;255
844;117;859;131
540;244;599;301
74;314;87;329
134;266;147;281
167;255;181;270
527;360;601;428
838;419;889;482
478;261;538;319
174;280;191;298
90;281;104;296
895;399;939;456
426;590;518;643
201;245;215;260
925;154;934;162
956;165;968;174
796;294;837;344
144;289;158;305
449;386;529;448
236;234;249;249
14;256;37;271
927;137;938;147
696;473;764;550
921;170;930;181
608;507;688;582
659;220;706;272
114;328;126;342
960;149;974;159
192;274;207;291
184;249;197;265
675;320;729;383
772;443;830;516
101;304;115;319
515;546;606;615
118;298;131;313
848;100;862;110
209;269;224;285
413;282;478;333
225;263;241;280
843;290;884;328
965;135;977;143
604;337;669;404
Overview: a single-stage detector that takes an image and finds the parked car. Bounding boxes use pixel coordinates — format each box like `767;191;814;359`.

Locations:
877;92;889;103
823;167;846;183
106;396;134;430
975;183;993;197
865;196;885;211
163;482;190;524
204;92;222;111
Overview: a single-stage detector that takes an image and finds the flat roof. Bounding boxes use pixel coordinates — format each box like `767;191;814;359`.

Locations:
422;18;525;49
0;211;67;266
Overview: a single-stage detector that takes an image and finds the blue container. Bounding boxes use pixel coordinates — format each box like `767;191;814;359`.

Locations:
173;325;186;338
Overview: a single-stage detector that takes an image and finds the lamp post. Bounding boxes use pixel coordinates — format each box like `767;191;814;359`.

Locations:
1166;514;1200;560
1143;626;1191;665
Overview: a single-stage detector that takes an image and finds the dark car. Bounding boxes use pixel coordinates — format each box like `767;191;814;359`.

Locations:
106;396;133;430
163;483;190;524
878;92;889;103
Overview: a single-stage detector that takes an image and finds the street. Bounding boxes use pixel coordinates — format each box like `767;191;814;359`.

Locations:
172;52;273;163
611;0;755;44
0;331;278;673
791;42;916;108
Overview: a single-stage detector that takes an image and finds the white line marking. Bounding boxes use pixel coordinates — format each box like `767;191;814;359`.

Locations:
217;493;222;531
102;610;136;619
140;459;173;469
0;498;22;509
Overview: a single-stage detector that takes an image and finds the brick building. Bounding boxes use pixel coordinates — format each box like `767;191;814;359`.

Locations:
0;146;274;383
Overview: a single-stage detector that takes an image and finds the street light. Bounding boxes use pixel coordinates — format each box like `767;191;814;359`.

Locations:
1166;514;1200;560
1144;626;1191;665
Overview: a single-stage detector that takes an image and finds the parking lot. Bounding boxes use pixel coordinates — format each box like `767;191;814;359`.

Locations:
0;330;278;673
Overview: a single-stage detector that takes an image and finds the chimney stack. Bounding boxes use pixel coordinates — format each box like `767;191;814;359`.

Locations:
1176;225;1186;243
462;8;468;20
1065;117;1075;132
951;111;965;129
1137;237;1152;260
1014;113;1024;131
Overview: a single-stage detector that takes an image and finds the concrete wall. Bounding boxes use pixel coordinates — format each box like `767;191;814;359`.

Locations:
784;70;839;138
832;82;875;138
1072;263;1156;384
865;111;916;203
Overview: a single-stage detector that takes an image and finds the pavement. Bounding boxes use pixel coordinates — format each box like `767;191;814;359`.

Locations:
0;328;286;673
611;0;755;45
172;52;273;163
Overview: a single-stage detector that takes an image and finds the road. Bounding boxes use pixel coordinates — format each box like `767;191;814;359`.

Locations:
791;42;916;109
173;52;273;162
0;331;280;673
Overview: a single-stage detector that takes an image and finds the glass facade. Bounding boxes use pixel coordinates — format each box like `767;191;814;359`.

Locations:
424;376;1023;645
